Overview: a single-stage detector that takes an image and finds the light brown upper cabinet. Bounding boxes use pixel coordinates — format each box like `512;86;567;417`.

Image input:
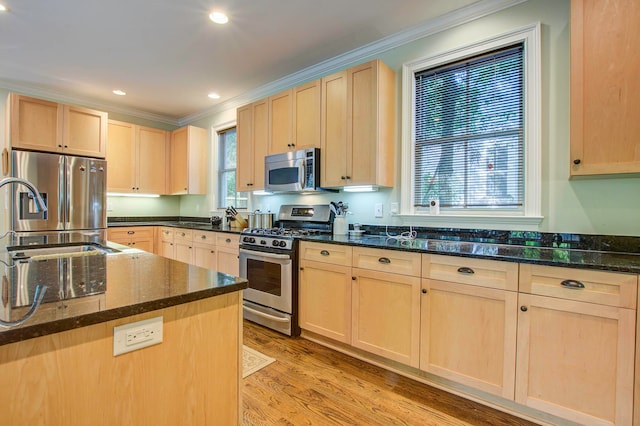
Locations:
237;99;268;191
107;120;169;194
268;80;321;154
321;60;395;188
570;0;640;176
170;125;207;195
9;93;107;158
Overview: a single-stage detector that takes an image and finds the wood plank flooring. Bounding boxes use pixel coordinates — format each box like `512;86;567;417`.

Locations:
242;321;538;426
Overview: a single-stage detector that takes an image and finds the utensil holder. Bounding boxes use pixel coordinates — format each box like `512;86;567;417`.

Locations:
333;215;347;236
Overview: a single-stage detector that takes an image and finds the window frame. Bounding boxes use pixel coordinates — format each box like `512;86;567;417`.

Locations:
401;22;542;227
214;124;247;210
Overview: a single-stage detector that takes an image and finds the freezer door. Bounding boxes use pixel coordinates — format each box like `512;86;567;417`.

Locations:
66;156;106;230
11;150;64;232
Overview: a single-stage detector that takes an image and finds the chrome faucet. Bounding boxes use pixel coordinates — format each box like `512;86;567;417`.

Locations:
0;177;48;213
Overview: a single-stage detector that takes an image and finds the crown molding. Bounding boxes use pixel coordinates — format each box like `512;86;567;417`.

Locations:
180;0;526;126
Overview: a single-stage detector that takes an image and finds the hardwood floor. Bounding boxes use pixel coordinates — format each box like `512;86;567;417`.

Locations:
242;320;538;426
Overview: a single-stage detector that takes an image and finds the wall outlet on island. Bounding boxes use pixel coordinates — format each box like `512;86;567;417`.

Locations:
113;316;163;356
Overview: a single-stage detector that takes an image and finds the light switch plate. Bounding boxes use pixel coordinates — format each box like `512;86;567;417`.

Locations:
113;316;163;356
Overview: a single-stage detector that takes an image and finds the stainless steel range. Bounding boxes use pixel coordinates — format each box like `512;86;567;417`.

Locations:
239;204;333;336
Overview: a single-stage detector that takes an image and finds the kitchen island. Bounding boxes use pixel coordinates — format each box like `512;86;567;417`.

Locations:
0;234;247;425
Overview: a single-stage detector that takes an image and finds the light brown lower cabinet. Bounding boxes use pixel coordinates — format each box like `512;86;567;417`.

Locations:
215;234;240;277
420;279;517;399
516;264;637;426
351;268;421;367
299;259;352;343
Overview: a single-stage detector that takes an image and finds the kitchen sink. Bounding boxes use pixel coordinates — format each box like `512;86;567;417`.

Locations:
7;242;119;261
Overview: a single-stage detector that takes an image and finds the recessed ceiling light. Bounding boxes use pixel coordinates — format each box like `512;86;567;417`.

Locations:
113;90;126;96
209;11;228;24
0;4;7;12
208;92;220;99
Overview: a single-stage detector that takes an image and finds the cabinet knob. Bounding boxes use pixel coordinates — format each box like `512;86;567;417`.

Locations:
520;306;528;312
201;235;206;239
573;159;581;165
299;267;304;271
341;176;346;180
351;276;356;280
421;288;427;294
345;176;351;180
57;144;62;148
64;145;68;148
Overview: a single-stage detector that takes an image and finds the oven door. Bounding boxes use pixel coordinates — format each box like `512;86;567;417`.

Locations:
239;248;292;314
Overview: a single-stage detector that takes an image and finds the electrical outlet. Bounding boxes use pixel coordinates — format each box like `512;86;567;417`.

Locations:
374;203;383;218
113;316;163;356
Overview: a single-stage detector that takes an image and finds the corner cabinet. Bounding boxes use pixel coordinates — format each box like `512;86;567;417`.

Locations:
107;120;169;194
570;0;640;176
236;99;268;191
321;60;395;188
170;125;207;194
9;93;107;158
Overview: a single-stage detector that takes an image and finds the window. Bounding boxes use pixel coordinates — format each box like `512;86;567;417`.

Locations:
217;127;248;209
402;24;541;224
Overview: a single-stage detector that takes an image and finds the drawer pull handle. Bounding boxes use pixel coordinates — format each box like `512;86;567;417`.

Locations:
320;250;330;256
457;267;475;275
226;238;231;243
378;257;391;264
127;231;134;235
561;279;585;289
201;235;206;239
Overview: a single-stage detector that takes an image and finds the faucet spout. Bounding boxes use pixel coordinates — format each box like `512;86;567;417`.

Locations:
0;177;48;213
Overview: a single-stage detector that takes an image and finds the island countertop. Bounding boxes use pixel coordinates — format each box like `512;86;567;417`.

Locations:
0;235;247;346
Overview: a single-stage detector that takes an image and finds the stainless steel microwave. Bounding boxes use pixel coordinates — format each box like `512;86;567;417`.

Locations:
264;148;323;193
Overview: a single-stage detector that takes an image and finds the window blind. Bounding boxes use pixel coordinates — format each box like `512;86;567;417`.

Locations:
413;44;524;210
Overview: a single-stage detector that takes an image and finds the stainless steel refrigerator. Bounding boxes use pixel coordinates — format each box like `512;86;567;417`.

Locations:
11;150;106;236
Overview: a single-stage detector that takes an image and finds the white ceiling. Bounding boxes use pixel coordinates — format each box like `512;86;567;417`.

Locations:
0;0;493;124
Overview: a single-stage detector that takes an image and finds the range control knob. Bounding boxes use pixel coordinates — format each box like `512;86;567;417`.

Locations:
260;240;266;245
279;241;287;247
272;240;280;247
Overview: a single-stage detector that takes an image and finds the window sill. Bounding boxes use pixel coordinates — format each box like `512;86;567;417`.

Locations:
394;214;544;231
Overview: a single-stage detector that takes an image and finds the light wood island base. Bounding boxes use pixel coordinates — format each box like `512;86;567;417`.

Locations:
0;292;242;425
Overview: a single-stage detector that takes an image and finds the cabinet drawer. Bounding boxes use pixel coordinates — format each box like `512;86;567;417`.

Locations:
193;230;216;246
299;241;352;266
519;264;637;309
216;233;239;250
109;227;154;240
159;227;174;241
353;247;421;277
174;228;193;243
422;254;518;291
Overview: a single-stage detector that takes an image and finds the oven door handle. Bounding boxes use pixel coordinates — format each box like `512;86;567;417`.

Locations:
240;249;291;260
243;304;290;323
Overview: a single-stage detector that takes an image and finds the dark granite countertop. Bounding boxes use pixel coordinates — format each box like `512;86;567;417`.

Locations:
0;233;247;346
301;234;640;274
107;216;243;234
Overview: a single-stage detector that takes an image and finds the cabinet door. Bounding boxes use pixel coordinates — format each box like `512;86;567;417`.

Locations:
299;259;352;343
106;120;136;192
268;89;293;154
137;126;168;194
10;94;63;152
216;248;239;276
193;245;217;270
351;268;421;367
170;126;189;194
63;105;108;158
174;242;193;264
516;294;635;425
159;240;175;260
570;0;640;176
420;279;517;399
292;80;321;150
321;70;348;187
236;104;254;191
252;99;268;189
